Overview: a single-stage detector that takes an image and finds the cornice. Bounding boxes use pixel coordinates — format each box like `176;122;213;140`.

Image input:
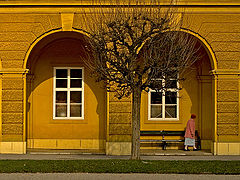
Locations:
0;68;29;74
0;0;240;6
211;70;240;76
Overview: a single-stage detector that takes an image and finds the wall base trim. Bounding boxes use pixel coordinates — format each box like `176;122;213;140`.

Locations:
215;142;240;155
27;139;105;150
0;142;26;154
106;142;131;155
2;141;239;155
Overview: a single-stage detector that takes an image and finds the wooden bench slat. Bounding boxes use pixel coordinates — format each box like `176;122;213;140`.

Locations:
140;131;185;136
140;140;163;142
140;139;184;142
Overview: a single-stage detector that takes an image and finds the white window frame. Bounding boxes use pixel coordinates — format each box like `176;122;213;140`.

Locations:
148;76;179;121
53;67;84;120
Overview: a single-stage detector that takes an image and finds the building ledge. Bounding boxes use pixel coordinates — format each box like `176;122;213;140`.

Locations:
0;0;240;7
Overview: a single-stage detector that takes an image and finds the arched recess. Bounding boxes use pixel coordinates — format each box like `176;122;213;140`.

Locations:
25;31;106;153
23;29;91;69
180;29;218;150
180;28;217;71
140;30;217;151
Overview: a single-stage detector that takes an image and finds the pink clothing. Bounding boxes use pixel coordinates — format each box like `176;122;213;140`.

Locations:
184;118;195;139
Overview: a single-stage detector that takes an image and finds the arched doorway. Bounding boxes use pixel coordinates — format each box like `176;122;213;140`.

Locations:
26;31;106;153
140;31;216;152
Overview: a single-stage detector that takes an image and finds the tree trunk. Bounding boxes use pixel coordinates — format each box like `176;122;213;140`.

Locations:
131;87;142;160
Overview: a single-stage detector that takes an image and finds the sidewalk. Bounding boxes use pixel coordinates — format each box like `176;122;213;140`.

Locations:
0;150;239;161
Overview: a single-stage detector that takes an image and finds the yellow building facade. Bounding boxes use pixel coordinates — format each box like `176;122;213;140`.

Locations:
0;0;239;155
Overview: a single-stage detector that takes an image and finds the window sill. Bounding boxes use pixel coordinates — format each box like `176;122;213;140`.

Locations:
145;118;182;124
53;117;84;120
149;118;179;121
51;118;87;124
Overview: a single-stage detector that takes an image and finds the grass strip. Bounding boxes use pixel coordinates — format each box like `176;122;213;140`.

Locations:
0;160;239;174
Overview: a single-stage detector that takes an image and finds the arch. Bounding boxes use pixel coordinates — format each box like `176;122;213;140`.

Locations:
139;29;217;152
23;28;91;70
180;28;217;146
180;28;217;71
25;29;106;152
24;28;217;71
136;29;217;71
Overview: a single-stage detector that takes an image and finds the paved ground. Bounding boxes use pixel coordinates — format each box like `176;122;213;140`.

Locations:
140;149;213;156
0;153;240;161
0;173;239;180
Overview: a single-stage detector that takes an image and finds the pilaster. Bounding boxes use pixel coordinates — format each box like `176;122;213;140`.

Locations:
0;69;28;154
106;92;132;155
211;69;240;155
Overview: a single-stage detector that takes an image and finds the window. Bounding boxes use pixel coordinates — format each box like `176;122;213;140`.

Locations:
53;67;84;119
148;75;179;120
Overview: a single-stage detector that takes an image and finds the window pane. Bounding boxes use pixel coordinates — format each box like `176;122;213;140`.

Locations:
56;104;67;117
151;92;162;104
56;79;67;88
70;104;82;117
165;92;177;104
165;106;177;118
70;91;82;103
56;91;67;103
70;79;82;88
151;105;162;118
56;69;67;78
71;69;82;78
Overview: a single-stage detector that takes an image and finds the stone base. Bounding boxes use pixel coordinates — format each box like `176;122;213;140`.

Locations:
216;142;240;155
106;142;131;155
0;142;26;154
27;139;105;150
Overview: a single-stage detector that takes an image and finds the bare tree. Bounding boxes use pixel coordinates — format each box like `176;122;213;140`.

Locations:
81;0;199;160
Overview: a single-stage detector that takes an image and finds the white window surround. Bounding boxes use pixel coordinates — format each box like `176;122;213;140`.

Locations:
53;67;84;120
148;77;179;121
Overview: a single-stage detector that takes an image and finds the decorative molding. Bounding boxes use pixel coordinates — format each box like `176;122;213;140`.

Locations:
0;68;29;74
1;0;240;6
61;13;74;31
211;70;240;76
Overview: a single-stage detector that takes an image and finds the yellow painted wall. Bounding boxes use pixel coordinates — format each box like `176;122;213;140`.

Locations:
26;33;106;149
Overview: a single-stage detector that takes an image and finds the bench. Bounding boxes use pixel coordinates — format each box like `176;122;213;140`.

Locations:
140;130;201;150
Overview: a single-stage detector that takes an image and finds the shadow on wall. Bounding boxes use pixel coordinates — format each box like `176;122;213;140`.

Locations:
183;39;213;141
